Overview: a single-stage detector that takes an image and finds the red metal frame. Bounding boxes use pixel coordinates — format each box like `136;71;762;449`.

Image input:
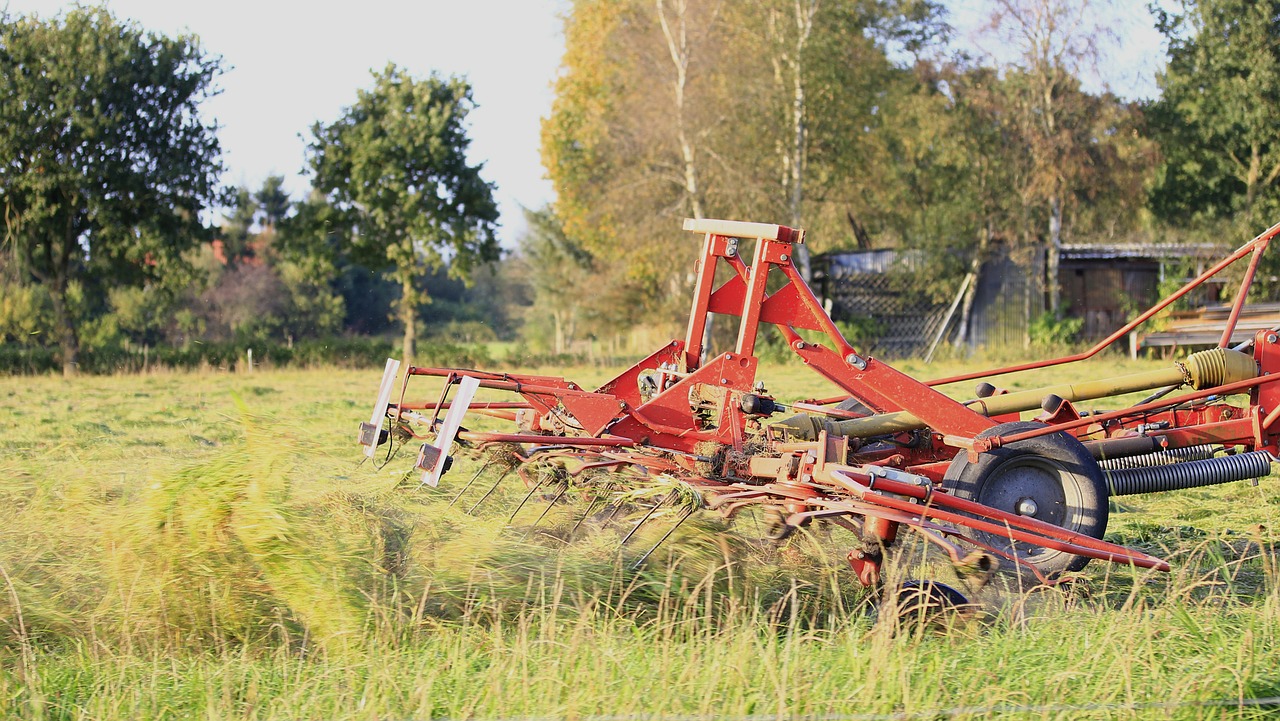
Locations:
367;218;1280;589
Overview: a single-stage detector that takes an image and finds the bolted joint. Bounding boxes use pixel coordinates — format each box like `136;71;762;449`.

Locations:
845;353;868;370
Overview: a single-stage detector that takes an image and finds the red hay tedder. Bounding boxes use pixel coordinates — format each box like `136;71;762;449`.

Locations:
359;218;1280;607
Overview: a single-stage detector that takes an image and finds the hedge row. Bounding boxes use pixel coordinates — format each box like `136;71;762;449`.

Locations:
0;338;493;375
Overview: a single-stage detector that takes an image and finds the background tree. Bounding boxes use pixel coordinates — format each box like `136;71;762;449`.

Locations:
0;7;225;374
1150;0;1280;229
203;181;345;343
219;189;259;265
304;65;499;363
517;206;596;354
254;175;291;231
541;0;951;339
655;0;711;222
967;0;1162;316
760;1;943;253
979;0;1119;312
542;0;729;329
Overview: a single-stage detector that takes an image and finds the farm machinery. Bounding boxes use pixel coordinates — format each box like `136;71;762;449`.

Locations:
359;218;1280;607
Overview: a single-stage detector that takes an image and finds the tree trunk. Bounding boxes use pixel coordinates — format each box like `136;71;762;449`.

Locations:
1047;195;1063;314
1246;143;1262;219
782;0;817;283
48;204;81;376
954;223;990;349
50;278;79;376
553;310;564;355
400;275;416;365
658;0;714;365
656;0;705;220
1025;237;1037;350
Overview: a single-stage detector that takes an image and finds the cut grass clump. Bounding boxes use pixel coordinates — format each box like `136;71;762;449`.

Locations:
4;406;870;659
106;411;375;654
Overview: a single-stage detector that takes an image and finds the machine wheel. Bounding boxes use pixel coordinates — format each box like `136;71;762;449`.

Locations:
943;420;1108;577
892;580;969;629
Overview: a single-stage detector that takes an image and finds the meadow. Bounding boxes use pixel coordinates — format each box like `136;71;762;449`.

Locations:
2;352;1279;720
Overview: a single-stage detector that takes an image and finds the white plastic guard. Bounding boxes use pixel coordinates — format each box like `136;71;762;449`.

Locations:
420;375;481;487
361;358;402;458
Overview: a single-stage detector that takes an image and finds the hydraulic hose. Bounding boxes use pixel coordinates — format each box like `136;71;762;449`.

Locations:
1104;450;1274;496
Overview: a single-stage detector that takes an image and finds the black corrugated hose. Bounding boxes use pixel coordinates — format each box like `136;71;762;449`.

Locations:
1104;450;1274;497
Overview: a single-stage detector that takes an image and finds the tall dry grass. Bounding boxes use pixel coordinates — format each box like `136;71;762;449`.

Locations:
1;364;1279;718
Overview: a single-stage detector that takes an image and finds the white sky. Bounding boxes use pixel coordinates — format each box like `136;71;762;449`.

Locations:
5;0;1168;247
946;0;1170;101
4;0;569;247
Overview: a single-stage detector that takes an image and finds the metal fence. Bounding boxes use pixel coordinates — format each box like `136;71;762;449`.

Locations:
963;246;1044;351
817;251;950;357
817;244;1044;356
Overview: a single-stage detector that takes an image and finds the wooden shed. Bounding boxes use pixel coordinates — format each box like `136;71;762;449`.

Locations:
1058;243;1222;340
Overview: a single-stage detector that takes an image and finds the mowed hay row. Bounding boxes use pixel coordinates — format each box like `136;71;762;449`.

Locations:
0;412;390;654
1;403;869;657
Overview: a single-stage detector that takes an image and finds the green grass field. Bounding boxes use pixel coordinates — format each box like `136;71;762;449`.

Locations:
2;354;1279;719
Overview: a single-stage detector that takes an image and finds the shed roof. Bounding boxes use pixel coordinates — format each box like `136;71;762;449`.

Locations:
1059;243;1221;261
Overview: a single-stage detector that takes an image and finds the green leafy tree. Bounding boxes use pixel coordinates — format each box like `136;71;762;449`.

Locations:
1151;0;1280;226
254;174;291;231
981;0;1104;312
305;65;499;363
722;0;946;279
541;0;950;333
0;7;225;374
219;188;259;265
977;0;1156;312
518;206;596;353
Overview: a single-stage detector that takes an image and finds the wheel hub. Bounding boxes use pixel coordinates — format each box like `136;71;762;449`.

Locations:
977;458;1069;527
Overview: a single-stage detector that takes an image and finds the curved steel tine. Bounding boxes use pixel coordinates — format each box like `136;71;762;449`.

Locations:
570;481;615;535
631;506;695;570
619;492;671;546
507;477;546;523
525;482;570;537
448;462;492;507
466;469;510;515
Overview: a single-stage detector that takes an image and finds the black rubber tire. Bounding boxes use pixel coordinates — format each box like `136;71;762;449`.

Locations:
893;580;969;629
943;420;1108;577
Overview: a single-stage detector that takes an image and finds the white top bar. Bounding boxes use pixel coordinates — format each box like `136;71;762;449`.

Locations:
682;218;805;243
363;358;402;458
420;375;480;488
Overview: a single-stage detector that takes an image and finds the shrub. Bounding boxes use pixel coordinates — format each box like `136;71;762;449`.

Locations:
1029;312;1084;347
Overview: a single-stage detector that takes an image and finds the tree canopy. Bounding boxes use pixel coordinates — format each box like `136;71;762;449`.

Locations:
7;0;1280;370
0;6;225;373
303;65;499;363
1151;0;1280;226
